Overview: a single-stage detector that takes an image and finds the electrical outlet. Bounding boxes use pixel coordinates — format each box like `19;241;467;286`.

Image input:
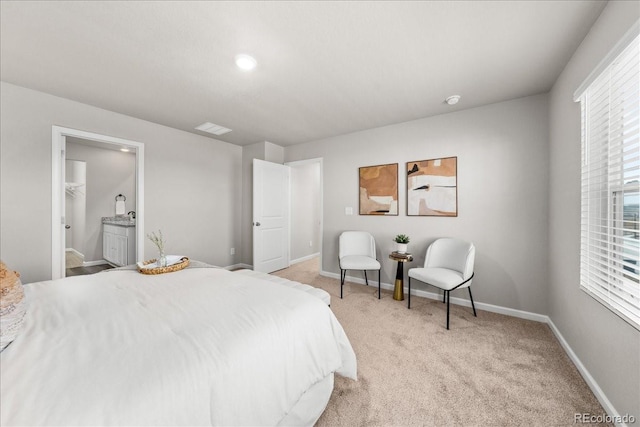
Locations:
345;207;353;215
309;240;313;247
230;248;235;255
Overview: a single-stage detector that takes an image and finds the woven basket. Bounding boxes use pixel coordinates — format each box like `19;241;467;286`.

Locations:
137;257;190;275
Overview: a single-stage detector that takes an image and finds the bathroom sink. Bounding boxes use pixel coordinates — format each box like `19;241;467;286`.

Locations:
102;216;135;226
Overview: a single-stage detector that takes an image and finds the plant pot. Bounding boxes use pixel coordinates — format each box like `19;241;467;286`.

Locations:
396;243;408;254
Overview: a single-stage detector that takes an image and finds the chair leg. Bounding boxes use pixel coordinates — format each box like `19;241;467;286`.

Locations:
442;290;446;303
340;269;345;299
378;270;381;300
408;277;411;309
446;290;450;330
468;287;477;317
364;270;369;286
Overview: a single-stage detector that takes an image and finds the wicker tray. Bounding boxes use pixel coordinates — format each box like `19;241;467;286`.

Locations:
137;257;190;275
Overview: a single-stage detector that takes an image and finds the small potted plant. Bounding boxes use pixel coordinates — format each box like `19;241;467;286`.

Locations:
394;234;410;254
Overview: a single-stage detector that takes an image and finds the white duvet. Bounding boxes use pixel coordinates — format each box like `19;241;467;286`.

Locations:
0;268;356;426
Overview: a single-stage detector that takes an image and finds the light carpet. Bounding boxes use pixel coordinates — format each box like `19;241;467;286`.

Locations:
65;250;83;269
274;258;609;426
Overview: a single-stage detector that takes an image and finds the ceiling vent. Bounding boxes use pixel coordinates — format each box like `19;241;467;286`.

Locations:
195;122;232;136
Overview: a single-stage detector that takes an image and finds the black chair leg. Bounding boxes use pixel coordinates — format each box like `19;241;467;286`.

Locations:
364;270;369;286
408;277;411;309
468;287;477;317
340;269;345;299
377;270;381;299
446;291;450;330
442;290;446;303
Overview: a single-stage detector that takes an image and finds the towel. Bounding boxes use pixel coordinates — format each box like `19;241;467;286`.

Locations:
138;256;187;269
115;200;125;215
105;259;218;272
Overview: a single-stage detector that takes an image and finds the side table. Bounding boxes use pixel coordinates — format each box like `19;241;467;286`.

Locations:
389;252;413;301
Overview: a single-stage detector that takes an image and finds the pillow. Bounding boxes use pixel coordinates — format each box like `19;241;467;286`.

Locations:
0;261;26;351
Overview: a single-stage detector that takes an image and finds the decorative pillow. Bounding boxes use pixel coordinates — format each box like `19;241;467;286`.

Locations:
0;261;26;351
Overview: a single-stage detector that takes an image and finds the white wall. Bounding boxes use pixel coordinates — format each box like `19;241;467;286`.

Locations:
290;161;321;261
66;141;136;262
0;81;242;283
285;93;550;314
548;1;640;420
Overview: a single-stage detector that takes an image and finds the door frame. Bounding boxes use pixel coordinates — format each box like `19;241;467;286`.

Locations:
51;126;145;279
284;157;323;270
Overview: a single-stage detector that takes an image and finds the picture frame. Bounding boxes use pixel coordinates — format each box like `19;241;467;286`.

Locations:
359;163;398;215
406;156;457;216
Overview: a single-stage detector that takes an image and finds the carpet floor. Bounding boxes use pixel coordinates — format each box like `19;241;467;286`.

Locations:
65;250;84;268
273;258;609;426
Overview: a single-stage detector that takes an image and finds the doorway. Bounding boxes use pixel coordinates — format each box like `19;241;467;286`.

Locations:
65;158;86;269
51;126;145;279
286;158;323;274
252;159;290;273
251;157;323;274
64;138;137;276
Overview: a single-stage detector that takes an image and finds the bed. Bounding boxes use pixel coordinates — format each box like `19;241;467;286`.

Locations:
0;264;357;426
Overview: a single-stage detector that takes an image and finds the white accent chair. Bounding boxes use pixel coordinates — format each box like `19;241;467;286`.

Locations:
339;231;381;299
408;238;476;329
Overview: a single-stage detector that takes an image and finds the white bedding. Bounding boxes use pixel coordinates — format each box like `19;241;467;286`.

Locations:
0;267;356;426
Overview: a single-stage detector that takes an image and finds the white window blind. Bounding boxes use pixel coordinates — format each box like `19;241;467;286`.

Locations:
578;31;640;330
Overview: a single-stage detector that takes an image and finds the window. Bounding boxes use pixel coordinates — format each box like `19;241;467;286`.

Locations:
576;29;639;330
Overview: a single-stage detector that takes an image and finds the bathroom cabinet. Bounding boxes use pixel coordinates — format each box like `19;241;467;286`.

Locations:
103;223;136;267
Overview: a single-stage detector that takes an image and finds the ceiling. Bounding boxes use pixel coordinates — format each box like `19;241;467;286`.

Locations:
0;1;606;147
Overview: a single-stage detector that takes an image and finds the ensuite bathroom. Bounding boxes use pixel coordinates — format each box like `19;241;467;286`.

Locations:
65;137;136;276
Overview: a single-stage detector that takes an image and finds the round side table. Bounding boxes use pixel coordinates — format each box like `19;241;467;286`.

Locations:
389;252;413;301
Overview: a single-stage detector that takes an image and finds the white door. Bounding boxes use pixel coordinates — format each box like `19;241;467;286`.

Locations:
253;159;290;273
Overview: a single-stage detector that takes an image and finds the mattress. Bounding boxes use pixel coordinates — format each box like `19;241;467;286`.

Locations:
233;268;331;305
0;267;355;426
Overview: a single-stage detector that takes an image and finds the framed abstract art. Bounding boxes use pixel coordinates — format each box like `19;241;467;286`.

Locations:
406;157;457;216
359;163;398;215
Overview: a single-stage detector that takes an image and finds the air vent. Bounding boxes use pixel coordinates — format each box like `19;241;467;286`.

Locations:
195;122;232;136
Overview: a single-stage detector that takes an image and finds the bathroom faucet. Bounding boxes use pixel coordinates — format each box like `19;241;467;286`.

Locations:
127;211;136;219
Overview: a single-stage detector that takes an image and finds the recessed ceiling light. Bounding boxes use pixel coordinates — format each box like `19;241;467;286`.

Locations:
195;121;232;136
445;95;461;105
235;54;257;71
120;147;130;152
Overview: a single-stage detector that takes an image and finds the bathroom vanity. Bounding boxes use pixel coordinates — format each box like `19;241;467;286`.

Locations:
102;217;136;267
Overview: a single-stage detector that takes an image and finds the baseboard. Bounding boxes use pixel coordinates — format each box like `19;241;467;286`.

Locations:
290;253;320;265
65;248;84;258
320;269;548;322
546;318;627;426
320;268;626;425
225;263;252;271
83;259;109;267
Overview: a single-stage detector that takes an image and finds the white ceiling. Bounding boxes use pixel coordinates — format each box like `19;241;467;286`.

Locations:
0;1;606;147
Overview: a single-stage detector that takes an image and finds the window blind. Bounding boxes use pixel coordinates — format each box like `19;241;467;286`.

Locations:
578;32;640;330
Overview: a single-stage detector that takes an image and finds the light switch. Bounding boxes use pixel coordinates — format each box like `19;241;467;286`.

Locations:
345;207;353;215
